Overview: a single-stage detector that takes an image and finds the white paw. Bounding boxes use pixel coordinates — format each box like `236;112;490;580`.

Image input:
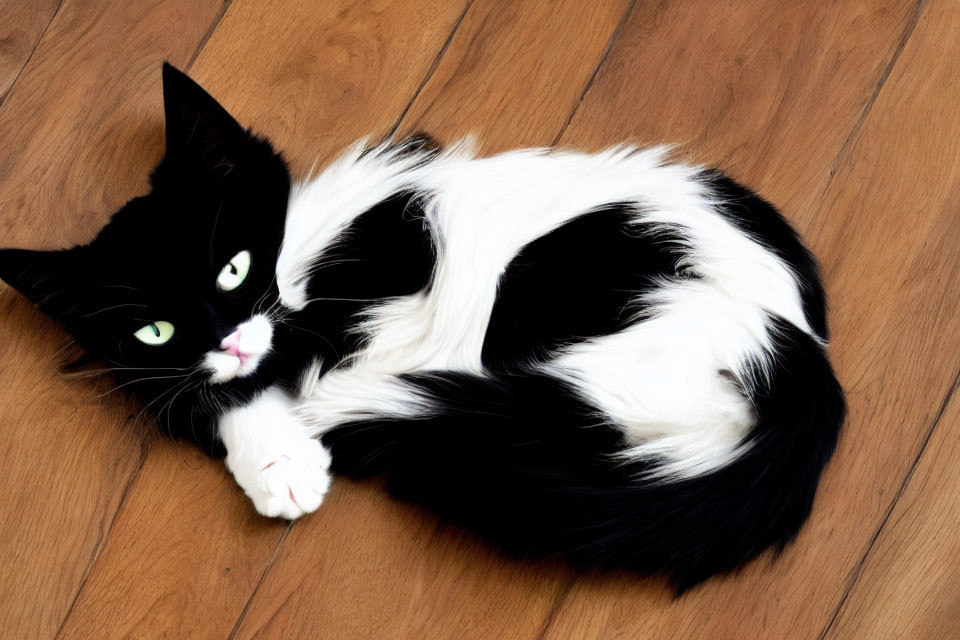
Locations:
242;439;332;520
220;387;333;520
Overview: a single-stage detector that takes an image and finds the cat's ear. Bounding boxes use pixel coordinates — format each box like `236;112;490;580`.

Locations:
0;248;79;318
161;62;245;159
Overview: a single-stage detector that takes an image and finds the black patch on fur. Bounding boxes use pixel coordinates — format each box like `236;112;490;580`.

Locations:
481;206;688;369
699;169;829;339
0;64;293;456
323;317;844;591
290;190;436;366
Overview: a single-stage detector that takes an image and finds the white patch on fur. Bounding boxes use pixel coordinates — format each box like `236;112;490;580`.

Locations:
204;314;273;383
296;358;324;399
543;282;771;478
219;386;332;519
283;141;815;478
298;369;434;436
276;139;436;310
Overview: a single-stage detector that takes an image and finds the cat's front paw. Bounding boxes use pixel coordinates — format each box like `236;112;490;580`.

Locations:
239;439;332;520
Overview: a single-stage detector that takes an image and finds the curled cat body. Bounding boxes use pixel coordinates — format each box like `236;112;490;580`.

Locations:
0;65;844;591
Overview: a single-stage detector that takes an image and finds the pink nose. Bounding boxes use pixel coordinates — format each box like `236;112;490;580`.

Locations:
220;328;242;357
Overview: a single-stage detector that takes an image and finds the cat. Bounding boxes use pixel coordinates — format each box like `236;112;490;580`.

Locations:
0;63;844;591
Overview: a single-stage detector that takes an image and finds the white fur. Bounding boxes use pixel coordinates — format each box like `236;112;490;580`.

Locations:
220;386;331;519
276;140;434;310
204;314;273;383
298;369;435;436
542;282;770;478
278;141;816;479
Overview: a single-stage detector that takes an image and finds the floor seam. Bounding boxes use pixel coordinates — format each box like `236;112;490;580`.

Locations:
0;0;65;111
186;0;235;70
49;4;236;633
53;437;151;639
386;0;476;139
551;0;639;146
817;368;960;639
227;523;293;640
818;0;929;199
534;575;577;640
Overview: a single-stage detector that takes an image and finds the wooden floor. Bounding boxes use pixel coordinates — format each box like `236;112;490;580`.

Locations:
1;0;958;637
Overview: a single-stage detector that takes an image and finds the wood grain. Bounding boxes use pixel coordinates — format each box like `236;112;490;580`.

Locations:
819;1;960;634
396;0;632;151
186;0;471;174
1;0;958;637
56;445;287;639
51;0;472;636
231;2;634;637
0;1;226;637
543;0;960;638
0;0;60;103
826;378;960;639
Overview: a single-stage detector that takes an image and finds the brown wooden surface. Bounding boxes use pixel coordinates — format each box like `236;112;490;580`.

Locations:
0;2;226;637
0;1;957;638
0;0;60;103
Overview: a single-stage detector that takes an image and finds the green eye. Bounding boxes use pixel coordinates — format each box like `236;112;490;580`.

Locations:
217;250;251;291
133;321;175;345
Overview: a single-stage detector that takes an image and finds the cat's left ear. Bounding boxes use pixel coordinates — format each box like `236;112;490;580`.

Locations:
161;62;246;160
0;248;80;319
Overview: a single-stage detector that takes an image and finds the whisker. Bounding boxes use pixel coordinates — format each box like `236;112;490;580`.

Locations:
301;296;385;304
277;317;341;361
81;303;147;318
137;374;201;422
65;365;194;379
95;372;192;397
308;257;366;273
95;284;144;293
101;358;192;371
252;274;279;316
208;201;224;264
159;377;204;423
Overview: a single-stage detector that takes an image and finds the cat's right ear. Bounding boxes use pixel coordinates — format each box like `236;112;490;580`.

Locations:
0;248;78;319
161;62;245;160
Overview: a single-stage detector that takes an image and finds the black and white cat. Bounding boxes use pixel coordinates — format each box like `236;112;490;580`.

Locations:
0;64;844;590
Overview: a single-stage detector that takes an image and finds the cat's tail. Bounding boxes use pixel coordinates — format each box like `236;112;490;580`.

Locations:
321;319;844;591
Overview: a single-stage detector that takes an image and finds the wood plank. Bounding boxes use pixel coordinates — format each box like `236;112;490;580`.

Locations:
544;0;960;638
7;1;955;637
0;2;228;637
825;379;960;639
56;445;288;639
0;0;60;103
186;0;471;174
818;1;960;634
395;0;631;151
229;1;634;638
53;1;471;637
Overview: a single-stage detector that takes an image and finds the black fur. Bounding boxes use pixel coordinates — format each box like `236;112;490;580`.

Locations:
0;65;845;591
292;190;436;369
0;64;294;456
0;66;440;456
324;316;844;592
700;169;829;339
482;206;688;369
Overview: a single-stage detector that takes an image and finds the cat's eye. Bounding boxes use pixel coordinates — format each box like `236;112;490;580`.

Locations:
217;250;251;291
133;321;175;346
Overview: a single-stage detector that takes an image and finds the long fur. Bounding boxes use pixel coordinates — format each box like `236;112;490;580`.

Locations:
282;139;845;590
0;66;845;591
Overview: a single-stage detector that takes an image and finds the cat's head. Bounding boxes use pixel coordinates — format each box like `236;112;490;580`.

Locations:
0;64;291;455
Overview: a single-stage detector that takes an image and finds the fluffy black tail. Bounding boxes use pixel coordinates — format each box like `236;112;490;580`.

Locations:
321;319;844;591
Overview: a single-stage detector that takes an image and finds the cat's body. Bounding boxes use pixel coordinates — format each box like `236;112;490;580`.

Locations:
0;65;844;590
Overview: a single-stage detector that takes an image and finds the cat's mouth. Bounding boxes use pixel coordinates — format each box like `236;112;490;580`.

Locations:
204;314;273;383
